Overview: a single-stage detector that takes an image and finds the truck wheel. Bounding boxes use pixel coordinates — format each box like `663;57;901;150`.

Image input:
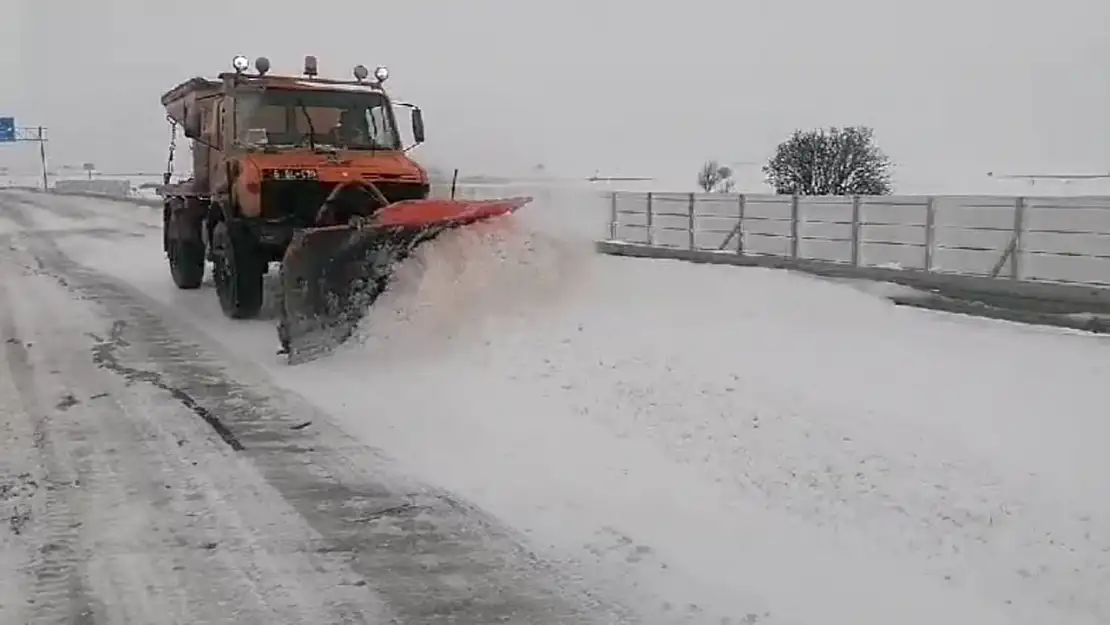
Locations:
163;198;205;289
169;240;206;289
211;221;264;319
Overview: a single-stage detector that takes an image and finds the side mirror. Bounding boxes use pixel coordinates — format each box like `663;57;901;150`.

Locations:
411;108;425;144
183;105;202;139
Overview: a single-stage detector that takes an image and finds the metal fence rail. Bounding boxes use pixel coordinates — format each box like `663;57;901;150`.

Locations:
606;192;1110;288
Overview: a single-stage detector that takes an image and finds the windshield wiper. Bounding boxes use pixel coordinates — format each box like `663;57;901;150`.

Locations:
295;99;316;150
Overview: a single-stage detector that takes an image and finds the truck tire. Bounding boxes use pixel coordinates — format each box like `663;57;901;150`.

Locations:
169;240;206;289
211;221;264;319
163;198;206;289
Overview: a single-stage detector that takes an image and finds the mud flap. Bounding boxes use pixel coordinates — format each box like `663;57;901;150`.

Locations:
277;196;533;364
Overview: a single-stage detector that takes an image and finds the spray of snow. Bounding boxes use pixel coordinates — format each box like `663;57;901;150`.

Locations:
347;216;591;362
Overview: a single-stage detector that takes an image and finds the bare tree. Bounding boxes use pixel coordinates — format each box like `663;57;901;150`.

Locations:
763;126;893;196
697;160;736;193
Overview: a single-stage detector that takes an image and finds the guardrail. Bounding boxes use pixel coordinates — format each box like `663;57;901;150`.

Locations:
602;192;1110;288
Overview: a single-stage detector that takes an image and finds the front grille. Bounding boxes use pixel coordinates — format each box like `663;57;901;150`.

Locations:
258;180;429;224
259;180;338;226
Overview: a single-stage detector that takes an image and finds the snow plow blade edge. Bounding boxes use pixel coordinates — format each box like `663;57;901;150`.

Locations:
277;196;533;364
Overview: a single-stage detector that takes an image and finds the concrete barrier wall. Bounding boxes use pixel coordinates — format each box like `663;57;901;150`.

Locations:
597;239;1110;308
603;191;1110;288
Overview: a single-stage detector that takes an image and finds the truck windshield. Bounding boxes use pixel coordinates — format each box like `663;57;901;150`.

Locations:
235;88;400;151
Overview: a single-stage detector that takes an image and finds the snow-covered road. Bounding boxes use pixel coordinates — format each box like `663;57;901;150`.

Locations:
2;189;1110;625
0;193;621;624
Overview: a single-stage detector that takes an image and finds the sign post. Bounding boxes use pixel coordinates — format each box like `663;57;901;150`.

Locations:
0;117;50;190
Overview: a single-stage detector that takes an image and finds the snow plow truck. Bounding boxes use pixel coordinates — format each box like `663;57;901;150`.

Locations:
159;55;530;363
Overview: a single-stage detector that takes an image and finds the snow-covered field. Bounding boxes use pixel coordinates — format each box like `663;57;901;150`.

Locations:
2;187;1109;624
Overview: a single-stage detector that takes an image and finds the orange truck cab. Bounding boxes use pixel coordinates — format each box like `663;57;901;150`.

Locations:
158;55;431;318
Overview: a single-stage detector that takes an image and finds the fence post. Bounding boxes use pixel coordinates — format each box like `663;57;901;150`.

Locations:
1011;196;1025;280
688;192;696;250
850;195;861;266
924;196;936;272
790;195;800;259
608;191;618;240
736;194;746;254
645;192;654;246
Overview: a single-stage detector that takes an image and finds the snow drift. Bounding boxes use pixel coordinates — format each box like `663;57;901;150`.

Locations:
347;215;592;362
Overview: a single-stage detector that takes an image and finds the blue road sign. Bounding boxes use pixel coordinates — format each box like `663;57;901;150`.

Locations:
0;117;14;142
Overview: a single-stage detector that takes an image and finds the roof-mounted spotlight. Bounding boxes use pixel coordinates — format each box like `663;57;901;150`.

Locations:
374;66;389;83
232;55;250;73
254;56;271;76
353;64;369;83
303;55;319;77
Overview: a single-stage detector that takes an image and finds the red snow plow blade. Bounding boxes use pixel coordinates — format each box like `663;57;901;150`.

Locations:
278;194;533;364
374;197;534;228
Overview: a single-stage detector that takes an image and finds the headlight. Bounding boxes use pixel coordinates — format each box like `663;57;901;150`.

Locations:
232;55;250;72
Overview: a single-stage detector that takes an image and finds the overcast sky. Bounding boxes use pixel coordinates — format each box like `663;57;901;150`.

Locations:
3;0;1109;190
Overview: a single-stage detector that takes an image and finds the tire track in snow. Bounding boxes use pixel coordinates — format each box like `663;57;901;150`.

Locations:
0;263;99;625
14;191;90;220
0;192;38;231
91;319;245;451
0;237;389;624
8;200;629;623
1;190;145;242
10;191;150;225
0;191;158;238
